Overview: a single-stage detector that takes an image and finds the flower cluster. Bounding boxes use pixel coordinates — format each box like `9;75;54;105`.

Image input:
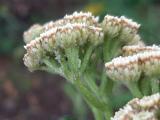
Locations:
111;93;160;120
101;15;143;45
23;12;103;71
105;55;141;82
23;11;160;120
105;45;160;82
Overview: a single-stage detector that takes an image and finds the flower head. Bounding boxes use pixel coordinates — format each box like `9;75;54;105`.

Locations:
105;47;160;81
101;15;142;45
111;93;160;120
105;55;141;82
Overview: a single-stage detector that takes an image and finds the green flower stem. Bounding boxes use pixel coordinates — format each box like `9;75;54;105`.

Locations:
103;35;121;62
80;45;95;73
103;36;111;61
83;74;99;97
127;82;143;98
42;59;63;75
139;77;151;95
83;96;104;120
150;77;159;93
65;47;80;73
100;70;114;96
64;83;88;120
74;79;107;112
83;74;112;120
92;107;104;120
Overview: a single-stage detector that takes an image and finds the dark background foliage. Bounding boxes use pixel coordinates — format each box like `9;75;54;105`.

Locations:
0;0;160;120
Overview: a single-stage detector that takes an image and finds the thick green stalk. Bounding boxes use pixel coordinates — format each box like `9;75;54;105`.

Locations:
74;79;107;112
92;107;104;120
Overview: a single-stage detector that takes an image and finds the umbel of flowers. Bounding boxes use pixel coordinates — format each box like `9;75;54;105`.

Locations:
23;11;160;120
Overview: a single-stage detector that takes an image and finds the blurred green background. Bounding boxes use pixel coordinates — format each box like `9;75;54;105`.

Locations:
0;0;160;120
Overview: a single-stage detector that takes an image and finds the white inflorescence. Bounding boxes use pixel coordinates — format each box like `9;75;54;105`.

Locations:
24;23;104;71
123;45;160;56
101;15;141;45
111;93;160;120
105;50;160;81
